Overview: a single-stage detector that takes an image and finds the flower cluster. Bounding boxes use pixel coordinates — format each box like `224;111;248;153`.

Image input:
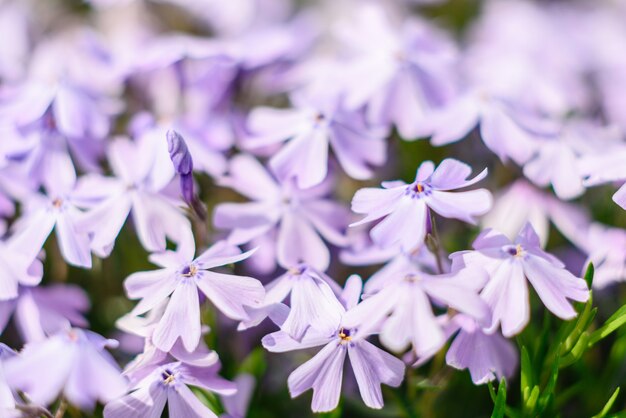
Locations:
0;0;624;416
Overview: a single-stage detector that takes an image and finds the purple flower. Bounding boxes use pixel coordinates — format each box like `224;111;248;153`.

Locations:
257;264;344;341
247;91;387;189
426;91;542;165
337;5;457;139
578;144;626;210
5;328;127;409
451;224;590;337
74;135;191;255
351;158;492;252
124;236;264;352
342;262;489;357
445;314;517;385
10;182;93;268
103;361;235;418
262;275;405;412
214;154;348;272
0;284;89;343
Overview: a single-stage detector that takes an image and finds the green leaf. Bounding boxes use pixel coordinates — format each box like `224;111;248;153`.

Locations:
525;386;540;415
491;379;507;418
520;346;533;402
538;344;561;413
560;332;591;368
584;263;595;289
592;387;620;418
590;304;626;346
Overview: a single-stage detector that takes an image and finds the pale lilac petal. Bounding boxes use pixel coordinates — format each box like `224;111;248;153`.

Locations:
195;247;257;270
427;189;492;224
299;200;349;247
247;107;308;145
217;154;281;201
103;381;167;418
213;202;276;230
270;129;329;189
446;326;517;385
429;96;480;146
262;329;332;353
9;209;56;262
348;340;404;409
483;260;529;337
288;342;346;413
370;197;427;251
55;212;92;268
350;186;406;227
429;159;488;190
168;385;218;418
422;275;490;324
152;282;201;352
524;256;589;320
612;183;626;210
281;277;343;341
78;196;132;257
341;275;363;310
415;161;435;182
179;364;237;396
196;271;264;321
126;270;177;315
277;211;330;271
64;340;127;409
5;335;75;406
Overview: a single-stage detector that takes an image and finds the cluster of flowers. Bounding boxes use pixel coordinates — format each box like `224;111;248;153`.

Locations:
0;0;623;416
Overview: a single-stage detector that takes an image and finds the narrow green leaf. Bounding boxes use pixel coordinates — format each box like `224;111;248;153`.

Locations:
525;386;540;415
491;379;507;418
520;346;533;402
560;332;591;368
584;262;595;289
538;344;561;413
592;387;620;418
590;304;626;346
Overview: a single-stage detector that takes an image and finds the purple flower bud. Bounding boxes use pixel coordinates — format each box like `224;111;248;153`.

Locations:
166;129;206;220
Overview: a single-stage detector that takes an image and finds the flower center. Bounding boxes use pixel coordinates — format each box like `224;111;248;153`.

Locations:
161;369;175;385
338;328;352;343
507;244;524;257
52;198;63;208
181;265;197;277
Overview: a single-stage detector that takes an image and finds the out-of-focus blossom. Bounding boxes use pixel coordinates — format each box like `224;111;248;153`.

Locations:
262;275;405;412
221;374;255;418
579;142;626;210
5;328;127;409
452;224;590;337
10;181;93;268
74;134;190;256
124;236;264;352
0;237;43;301
0;344;18;418
445;314;517;385
351;159;491;252
337;5;456;139
214;154;349;272
103;361;235;418
0;284;89;343
247;91;387;189
577;224;626;289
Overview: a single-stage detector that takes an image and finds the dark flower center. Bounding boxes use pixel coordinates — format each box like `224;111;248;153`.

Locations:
181;265;197;277
338;327;352;343
161;369;175;384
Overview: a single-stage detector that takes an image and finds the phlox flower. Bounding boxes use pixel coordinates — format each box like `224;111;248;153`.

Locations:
103;361;235;418
253;264;344;341
75;133;191;256
214;154;349;272
247;90;387;189
5;328;127;410
124;236;264;352
451;223;590;337
262;275;405;412
341;261;490;357
0;237;43;300
0;284;89;343
337;5;457;139
351;158;492;252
